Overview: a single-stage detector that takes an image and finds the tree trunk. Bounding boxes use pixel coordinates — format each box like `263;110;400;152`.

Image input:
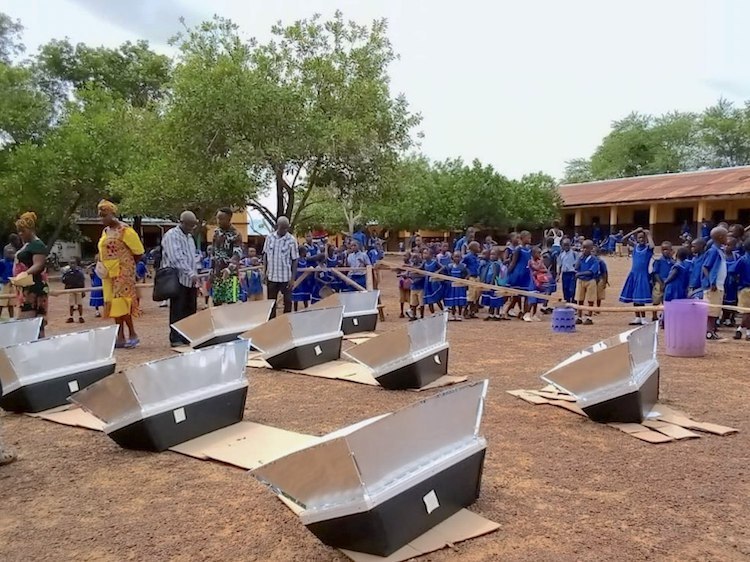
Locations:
133;216;143;238
46;192;84;251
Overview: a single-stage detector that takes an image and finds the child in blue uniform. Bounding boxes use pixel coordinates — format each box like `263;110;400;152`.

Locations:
593;246;608;310
0;256;14;319
292;247;313;311
526;246;551;322
421;247;444;314
651;241;674;322
461;241;481;318
556;238;578;303
505;231;532;320
479;249;501;320
702;227;728;340
244;254;265;301
688;238;706;299
575;240;600;325
664;247;691;302
721;238;739;327
89;257;104;317
444;252;469;321
619;228;654;325
734;238;750;340
408;252;425;320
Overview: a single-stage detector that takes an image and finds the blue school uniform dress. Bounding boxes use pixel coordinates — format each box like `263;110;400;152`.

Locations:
422;259;442;305
737;254;750;293
136;260;148;281
89;271;104;308
292;258;313;302
620;244;653;304
444;264;468;307
479;260;499;307
507;246;531;290
245;269;264;299
321;255;342;292
688;253;705;298
664;262;690;302
605;234;617;254
462;252;480;277
724;253;739;305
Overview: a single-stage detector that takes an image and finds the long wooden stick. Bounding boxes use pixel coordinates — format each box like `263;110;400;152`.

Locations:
332;269;366;292
380;262;750;314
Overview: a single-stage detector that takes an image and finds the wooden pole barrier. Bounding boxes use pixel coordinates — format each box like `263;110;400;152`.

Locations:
379;262;750;315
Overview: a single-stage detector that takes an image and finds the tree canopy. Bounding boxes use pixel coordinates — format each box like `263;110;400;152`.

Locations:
563;100;750;184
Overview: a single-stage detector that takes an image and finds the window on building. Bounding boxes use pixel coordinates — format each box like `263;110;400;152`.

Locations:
737;209;750;226
674;207;694;225
564;213;575;228
632;209;649;227
711;210;725;224
591;215;600;225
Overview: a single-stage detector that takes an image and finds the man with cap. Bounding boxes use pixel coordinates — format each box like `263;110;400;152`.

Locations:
162;211;200;346
263;216;298;318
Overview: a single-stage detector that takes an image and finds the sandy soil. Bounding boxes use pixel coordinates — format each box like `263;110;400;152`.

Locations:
1;255;748;561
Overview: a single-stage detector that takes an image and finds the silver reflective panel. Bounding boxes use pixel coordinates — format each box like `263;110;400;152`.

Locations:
0;317;42;348
171;300;275;347
71;339;249;432
329;291;380;317
541;322;658;406
253;380;488;520
0;326;118;395
343;313;448;376
243;306;343;357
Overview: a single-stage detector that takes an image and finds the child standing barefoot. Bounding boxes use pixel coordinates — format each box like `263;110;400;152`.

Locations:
444;252;469;321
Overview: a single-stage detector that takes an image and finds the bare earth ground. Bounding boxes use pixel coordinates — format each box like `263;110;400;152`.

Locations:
1;255;748;562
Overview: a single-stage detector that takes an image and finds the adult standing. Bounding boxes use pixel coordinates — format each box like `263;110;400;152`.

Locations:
96;200;145;349
263;216;298;318
162;211;200;346
12;212;49;336
211;208;243;306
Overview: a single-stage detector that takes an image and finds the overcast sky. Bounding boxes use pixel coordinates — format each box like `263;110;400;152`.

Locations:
5;0;750;182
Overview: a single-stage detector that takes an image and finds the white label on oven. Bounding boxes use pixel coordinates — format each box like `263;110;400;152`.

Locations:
423;490;439;514
314;345;322;356
68;380;79;393
173;407;186;424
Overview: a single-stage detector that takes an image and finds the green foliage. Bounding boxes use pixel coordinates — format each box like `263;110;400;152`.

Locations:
570;99;750;183
0;12;23;64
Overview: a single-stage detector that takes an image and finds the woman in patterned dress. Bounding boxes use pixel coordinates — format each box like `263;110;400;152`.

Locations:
96;200;145;348
210;208;243;306
12;212;49;336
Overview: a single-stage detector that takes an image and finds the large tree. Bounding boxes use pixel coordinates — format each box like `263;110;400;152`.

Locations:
165;12;420;227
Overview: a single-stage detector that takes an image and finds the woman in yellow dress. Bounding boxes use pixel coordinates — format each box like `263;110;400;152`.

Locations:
96;200;145;348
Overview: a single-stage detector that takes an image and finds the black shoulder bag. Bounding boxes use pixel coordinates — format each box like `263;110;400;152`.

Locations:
152;244;181;301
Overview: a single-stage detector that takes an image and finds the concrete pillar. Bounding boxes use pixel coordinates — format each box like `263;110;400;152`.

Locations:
609;206;618;230
574;209;583;231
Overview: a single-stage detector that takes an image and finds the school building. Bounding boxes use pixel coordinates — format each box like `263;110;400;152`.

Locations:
559;166;750;242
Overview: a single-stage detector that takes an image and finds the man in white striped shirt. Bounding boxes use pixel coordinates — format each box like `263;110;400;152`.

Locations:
162;211;200;346
263;216;298;318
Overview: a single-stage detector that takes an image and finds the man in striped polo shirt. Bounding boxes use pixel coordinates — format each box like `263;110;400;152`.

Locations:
263;216;299;318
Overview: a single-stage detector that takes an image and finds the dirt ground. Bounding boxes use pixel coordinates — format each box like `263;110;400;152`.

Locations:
1;255;748;562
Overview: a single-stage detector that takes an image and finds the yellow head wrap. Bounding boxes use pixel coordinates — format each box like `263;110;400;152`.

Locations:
15;211;37;231
97;199;118;215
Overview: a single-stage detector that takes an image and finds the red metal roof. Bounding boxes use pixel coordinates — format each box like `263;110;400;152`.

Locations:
560;166;750;207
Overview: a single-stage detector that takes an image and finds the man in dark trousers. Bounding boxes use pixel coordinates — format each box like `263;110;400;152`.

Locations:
263;216;298;318
161;211;200;346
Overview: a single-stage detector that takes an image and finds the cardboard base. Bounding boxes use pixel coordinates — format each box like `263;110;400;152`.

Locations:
266;337;342;371
109;387;248;452
581;368;660;423
26;404;498;561
342;314;378;335
375;348;450;390
306;448;486;557
507;386;738;443
283;359;466;391
1;364;116;413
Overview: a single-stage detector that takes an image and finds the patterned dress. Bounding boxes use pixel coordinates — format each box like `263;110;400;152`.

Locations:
211;227;243;305
97;224;145;318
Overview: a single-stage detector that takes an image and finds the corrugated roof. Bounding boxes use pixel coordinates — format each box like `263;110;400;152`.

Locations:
560;166;750;207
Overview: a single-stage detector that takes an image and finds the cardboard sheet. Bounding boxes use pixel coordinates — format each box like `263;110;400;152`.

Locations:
285;360;467;390
341;509;498;562
507;388;738;444
343;331;379;341
33;406;106;431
